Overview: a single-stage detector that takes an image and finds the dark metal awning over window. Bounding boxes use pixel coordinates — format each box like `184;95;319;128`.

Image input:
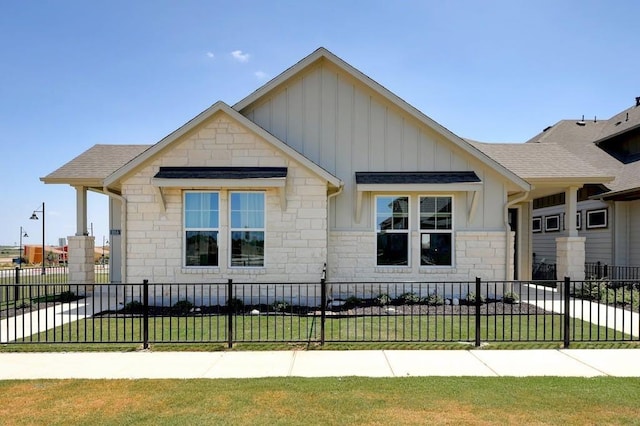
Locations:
154;166;287;180
355;171;480;185
354;171;483;222
151;166;289;210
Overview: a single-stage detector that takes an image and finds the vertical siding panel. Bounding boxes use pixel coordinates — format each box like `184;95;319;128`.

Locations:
629;200;640;265
352;87;370;227
303;69;321;163
271;89;288;143
335;76;354;229
417;129;436;170
369;101;385;170
402;119;419;170
385;110;402;169
320;67;337;174
434;139;452;170
252;100;271;130
287;78;304;153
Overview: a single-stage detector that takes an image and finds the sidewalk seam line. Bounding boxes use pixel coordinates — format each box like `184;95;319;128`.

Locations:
557;349;611;376
381;350;396;377
288;350;297;377
468;350;501;376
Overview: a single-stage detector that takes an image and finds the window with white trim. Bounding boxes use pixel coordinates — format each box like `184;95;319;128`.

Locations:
419;196;453;266
376;196;409;266
184;191;219;267
230;192;265;267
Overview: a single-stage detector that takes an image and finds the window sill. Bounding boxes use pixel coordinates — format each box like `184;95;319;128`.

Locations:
419;266;457;274
181;267;220;274
228;267;267;275
374;266;412;273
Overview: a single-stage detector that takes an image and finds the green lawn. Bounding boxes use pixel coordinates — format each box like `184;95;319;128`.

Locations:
10;313;630;347
1;377;639;425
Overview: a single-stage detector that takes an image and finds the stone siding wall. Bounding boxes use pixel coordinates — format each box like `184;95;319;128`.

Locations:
122;114;328;284
328;230;513;282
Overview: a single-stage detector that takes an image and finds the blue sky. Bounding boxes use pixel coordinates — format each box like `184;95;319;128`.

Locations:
1;0;638;246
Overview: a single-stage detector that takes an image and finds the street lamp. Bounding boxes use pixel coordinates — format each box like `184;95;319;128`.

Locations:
18;227;28;269
29;202;45;275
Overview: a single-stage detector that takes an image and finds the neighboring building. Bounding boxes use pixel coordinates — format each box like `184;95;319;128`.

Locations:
42;48;612;285
525;100;640;271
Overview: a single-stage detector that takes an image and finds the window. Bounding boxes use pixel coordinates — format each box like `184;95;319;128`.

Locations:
420;196;452;266
230;192;265;267
184;192;219;267
376;196;409;266
544;215;560;232
532;217;542;233
586;208;607;229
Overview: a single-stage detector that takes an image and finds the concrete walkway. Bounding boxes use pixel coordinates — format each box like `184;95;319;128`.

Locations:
1;349;639;379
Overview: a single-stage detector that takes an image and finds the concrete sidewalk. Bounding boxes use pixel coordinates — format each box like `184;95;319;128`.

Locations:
1;349;639;379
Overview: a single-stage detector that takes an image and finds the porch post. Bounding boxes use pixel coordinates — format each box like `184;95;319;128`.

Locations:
556;186;585;280
68;186;96;286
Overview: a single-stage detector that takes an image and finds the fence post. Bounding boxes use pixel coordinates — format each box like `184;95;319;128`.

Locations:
563;276;570;349
596;261;602;279
143;279;149;349
320;278;326;346
475;277;481;347
227;279;233;349
14;267;19;303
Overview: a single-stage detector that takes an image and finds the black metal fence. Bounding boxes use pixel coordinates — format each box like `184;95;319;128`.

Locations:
585;262;640;280
1;278;638;348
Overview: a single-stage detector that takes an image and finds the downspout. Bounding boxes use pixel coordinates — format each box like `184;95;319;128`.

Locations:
103;186;127;284
505;191;529;280
325;184;344;284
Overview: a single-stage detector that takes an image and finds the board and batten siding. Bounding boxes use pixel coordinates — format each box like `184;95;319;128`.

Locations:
628;200;640;265
532;199;613;265
240;60;510;232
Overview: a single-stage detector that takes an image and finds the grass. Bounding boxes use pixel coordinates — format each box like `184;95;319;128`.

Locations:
1;377;639;425
6;313;632;350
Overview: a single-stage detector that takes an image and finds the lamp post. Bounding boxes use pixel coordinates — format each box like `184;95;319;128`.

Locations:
18;227;28;269
29;202;45;275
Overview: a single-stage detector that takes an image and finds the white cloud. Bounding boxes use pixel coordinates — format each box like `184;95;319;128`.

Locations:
206;51;215;59
254;71;268;80
231;50;250;63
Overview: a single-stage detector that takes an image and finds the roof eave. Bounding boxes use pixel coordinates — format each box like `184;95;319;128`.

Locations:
104;101;343;190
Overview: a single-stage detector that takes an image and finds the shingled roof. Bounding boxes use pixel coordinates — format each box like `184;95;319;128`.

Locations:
41;144;151;187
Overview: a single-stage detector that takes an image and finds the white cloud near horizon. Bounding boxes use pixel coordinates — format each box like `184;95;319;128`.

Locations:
254;70;268;80
206;51;215;59
231;50;250;63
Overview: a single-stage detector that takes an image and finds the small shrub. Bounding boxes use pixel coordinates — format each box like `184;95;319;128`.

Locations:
397;292;421;305
59;291;76;303
502;291;519;304
465;292;486;305
124;300;143;312
344;296;362;309
425;292;444;306
272;300;290;313
172;299;193;315
226;298;244;312
375;293;391;306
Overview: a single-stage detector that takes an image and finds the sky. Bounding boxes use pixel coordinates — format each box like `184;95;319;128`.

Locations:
1;0;638;246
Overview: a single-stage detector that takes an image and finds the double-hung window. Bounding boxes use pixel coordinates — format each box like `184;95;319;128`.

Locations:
376;196;409;266
184;191;219;267
419;196;452;266
230;192;265;267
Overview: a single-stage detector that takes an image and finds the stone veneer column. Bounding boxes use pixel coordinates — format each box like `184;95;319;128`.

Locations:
556;236;585;280
68;236;95;286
